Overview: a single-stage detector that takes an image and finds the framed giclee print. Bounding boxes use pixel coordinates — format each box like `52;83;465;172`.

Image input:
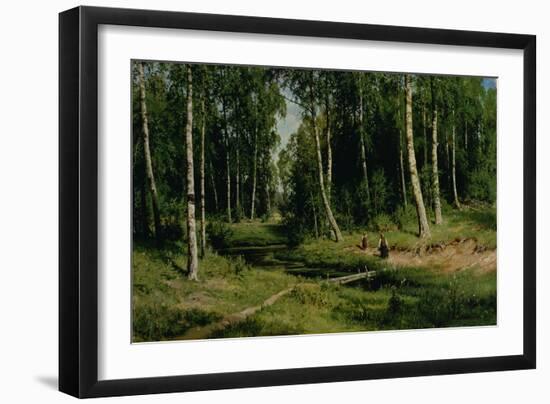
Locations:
59;6;536;398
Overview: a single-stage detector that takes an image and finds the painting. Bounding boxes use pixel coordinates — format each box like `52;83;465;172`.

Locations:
131;61;497;342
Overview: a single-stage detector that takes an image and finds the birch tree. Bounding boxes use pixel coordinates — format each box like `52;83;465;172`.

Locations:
357;74;370;201
451;109;461;209
199;94;207;258
396;79;407;207
430;77;443;225
405;75;431;238
137;62;162;241
323;73;334;201
185;66;199;280
307;72;343;241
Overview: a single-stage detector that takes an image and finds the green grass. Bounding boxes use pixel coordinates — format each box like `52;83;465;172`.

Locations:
132;242;297;342
133;205;497;341
133;241;496;342
225;221;288;247
212;267;496;338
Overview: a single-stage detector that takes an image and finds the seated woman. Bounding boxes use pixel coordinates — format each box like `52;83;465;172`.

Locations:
361;233;368;250
378;233;389;259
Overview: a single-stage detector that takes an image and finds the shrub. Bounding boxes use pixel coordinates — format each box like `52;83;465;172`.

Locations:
387;287;404;316
466;169;496;203
290;284;331;307
394;204;417;230
206;220;234;249
370;213;397;232
282;218;307;246
370;169;389;215
231;255;250;277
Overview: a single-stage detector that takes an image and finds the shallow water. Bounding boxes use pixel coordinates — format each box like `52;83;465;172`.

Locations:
218;244;352;279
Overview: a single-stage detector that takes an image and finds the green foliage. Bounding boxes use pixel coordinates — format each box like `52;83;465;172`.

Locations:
133;303;220;342
230;255;250;277
224;222;288;247
370;213;397;232
133;59;496;246
387;286;404;316
466;169;497;203
369;169;389;215
290;284;332;307
394;204;418;231
206;220;234;249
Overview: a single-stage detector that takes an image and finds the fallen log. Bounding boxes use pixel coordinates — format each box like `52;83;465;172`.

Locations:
327;271;376;285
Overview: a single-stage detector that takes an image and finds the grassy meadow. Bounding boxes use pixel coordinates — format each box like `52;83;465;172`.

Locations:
132;204;496;342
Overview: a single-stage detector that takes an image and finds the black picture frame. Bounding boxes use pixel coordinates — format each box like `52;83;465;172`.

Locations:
59;5;536;398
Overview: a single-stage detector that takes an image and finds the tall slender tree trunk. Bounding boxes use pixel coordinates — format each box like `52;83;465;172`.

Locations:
310;192;319;240
209;160;219;212
405;75;431;238
309;74;342;242
137;62;162;241
422;104;428;167
399;137;407;207
397;91;407;207
358;78;370;200
451;110;461;209
445;130;450;176
199;96;206;258
185;66;199;280
140;170;148;237
265;170;271;217
250;130;258;220
222;100;232;223
430;78;443;225
226;142;231;223
325;95;333;202
236;141;241;219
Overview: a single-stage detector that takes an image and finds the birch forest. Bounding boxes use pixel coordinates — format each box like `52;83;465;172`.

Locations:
132;61;497;342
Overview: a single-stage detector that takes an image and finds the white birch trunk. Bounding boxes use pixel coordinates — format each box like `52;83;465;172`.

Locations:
405;75;431;238
200;96;206;258
309;74;343;242
397;92;407;207
358;78;370;200
222;101;232;223
325;97;332;202
250;130;258;220
137;62;162;241
430;78;443;225
185;66;199;280
452;110;461;209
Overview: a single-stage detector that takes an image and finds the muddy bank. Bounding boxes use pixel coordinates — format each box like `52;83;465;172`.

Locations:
349;238;496;274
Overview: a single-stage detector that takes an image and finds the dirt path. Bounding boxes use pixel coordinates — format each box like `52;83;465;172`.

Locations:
351;238;496;274
175;285;297;340
174;273;374;340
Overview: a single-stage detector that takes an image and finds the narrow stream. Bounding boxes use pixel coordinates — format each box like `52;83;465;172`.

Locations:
218;244;353;279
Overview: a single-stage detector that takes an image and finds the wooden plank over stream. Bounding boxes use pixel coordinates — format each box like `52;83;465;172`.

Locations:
327;271;376;285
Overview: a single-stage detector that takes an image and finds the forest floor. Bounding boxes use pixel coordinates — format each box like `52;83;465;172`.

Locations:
132;205;497;342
